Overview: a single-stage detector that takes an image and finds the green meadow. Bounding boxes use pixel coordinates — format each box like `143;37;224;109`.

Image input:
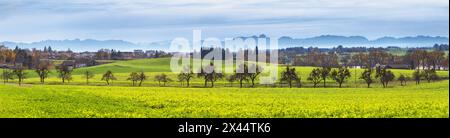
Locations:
13;58;450;87
0;58;448;118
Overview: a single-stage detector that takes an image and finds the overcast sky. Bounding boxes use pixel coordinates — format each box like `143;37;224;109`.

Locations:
0;0;448;43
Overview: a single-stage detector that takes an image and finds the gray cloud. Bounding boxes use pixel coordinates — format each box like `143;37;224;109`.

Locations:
0;0;448;42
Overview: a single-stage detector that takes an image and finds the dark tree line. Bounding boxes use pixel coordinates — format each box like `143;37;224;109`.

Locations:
290;48;448;72
0;45;446;87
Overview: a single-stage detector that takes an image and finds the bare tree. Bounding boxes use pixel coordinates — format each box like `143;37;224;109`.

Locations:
178;66;194;87
35;60;51;84
412;70;422;85
331;67;351;88
375;66;395;88
13;66;26;86
101;70;116;85
307;68;321;88
155;73;172;86
423;69;439;83
442;55;449;70
84;70;95;85
235;64;249;88
427;50;445;70
127;72;139;86
197;63;223;88
56;63;73;83
351;53;369;68
226;74;237;87
1;68;14;84
398;74;407;86
410;50;427;70
247;64;263;87
368;49;391;67
177;73;185;86
319;67;331;88
360;69;374;88
137;71;146;86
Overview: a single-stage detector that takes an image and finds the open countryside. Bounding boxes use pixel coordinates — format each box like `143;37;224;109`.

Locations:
1;57;448;118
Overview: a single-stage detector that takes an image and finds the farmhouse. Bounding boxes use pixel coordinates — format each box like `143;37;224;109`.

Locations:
60;60;76;70
386;64;411;69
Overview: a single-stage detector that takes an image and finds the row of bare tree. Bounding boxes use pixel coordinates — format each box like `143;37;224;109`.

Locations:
0;61;443;88
293;49;449;70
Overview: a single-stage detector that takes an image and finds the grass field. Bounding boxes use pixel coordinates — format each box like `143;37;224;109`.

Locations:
0;80;448;118
0;58;448;118
10;58;450;88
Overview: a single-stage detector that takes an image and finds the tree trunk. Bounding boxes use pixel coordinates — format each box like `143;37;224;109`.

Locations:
186;79;190;87
251;79;255;87
240;79;243;88
288;80;292;88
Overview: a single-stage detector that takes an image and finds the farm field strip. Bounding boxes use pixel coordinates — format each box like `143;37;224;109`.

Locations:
0;80;448;118
5;58;449;88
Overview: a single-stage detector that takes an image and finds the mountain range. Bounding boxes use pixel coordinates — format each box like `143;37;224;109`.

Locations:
277;35;449;49
1;35;448;52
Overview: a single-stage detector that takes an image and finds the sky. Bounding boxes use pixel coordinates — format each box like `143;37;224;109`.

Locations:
0;0;448;43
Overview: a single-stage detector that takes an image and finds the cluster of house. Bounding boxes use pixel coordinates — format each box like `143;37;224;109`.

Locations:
74;49;163;67
0;45;167;70
95;49;163;59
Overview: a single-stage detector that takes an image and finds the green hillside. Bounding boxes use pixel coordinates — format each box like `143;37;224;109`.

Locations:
1;58;448;118
73;58;173;74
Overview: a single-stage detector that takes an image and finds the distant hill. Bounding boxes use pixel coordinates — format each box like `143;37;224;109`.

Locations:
1;35;448;51
277;35;449;48
1;39;140;52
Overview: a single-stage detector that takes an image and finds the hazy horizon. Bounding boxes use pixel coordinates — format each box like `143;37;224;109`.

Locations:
1;35;449;44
